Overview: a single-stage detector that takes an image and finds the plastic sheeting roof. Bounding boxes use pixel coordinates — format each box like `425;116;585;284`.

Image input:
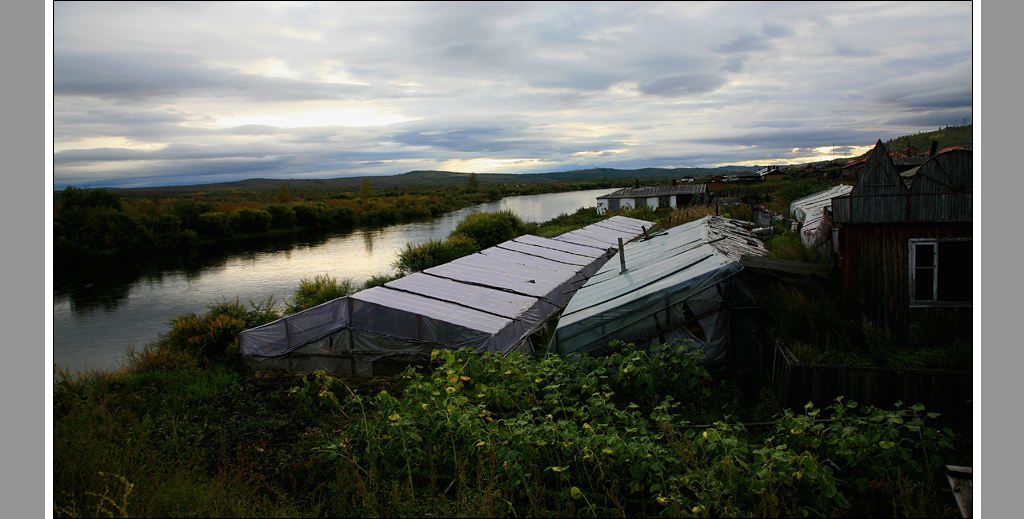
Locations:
239;215;653;364
547;216;767;362
789;184;852;249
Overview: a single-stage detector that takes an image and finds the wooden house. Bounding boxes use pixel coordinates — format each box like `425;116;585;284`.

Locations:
830;140;972;338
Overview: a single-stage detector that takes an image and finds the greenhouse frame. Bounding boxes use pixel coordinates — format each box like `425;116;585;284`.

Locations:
238;215;653;375
547;216;768;368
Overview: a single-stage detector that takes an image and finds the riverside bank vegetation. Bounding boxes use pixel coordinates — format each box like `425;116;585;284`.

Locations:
54;200;970;518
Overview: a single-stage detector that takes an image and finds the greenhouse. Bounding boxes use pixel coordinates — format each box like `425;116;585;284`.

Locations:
789;184;852;252
547;216;768;368
238;215;653;375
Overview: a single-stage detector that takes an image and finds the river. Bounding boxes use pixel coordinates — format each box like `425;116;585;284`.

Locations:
51;188;616;374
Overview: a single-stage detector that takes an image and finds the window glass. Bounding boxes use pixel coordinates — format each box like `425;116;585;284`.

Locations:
937;241;972;301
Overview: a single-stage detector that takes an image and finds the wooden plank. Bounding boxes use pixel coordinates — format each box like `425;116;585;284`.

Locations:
739;255;837;278
946;465;972;518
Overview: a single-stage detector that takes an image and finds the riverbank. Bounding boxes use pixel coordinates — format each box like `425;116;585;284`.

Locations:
53;189;621;374
52;204;971;518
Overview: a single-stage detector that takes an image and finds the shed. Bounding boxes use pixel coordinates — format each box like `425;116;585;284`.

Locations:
239;216;654;375
547;216;768;370
831;140;972;337
596;184;708;214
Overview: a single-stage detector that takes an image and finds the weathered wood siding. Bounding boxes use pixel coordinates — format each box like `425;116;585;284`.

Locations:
770;344;972;426
851;140;908;197
910;150;972;194
837;221;972;335
831;192;972;223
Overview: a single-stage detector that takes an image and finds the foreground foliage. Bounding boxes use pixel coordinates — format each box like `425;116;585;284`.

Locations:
54;340;961;518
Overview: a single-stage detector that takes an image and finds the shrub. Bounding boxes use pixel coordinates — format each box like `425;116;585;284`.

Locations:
265;204;297;229
293;201;332;228
287;274;357;313
158;297;281;364
330;206;357;228
362;272;404;290
228;208;272;234
449;210;527;249
195;212;231;238
164;301;249;362
393;234;478;274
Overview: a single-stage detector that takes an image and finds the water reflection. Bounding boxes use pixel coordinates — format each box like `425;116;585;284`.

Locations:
52;188;615;373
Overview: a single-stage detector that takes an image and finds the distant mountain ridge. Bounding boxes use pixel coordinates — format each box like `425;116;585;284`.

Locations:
89;165;756;195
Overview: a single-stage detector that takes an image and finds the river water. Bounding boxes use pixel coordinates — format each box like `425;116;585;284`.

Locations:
51;188;616;374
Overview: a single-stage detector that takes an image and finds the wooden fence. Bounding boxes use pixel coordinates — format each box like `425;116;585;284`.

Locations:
768;343;972;426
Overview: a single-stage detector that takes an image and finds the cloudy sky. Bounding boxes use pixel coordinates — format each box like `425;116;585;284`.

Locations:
49;1;975;189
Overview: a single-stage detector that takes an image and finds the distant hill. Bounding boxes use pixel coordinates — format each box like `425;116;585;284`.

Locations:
82;165;756;197
60;125;971;196
883;124;972;154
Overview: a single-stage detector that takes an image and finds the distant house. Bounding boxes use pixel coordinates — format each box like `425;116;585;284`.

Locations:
830;140;972;338
840;157;868;178
756;166;786;181
596;184;708;214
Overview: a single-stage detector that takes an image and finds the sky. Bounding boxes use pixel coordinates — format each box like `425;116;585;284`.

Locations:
49;1;975;189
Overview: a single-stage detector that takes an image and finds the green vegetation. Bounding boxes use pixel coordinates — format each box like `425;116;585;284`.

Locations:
54;328;962;517
884;124;973;153
53;179;620;263
287;274;359;313
53;126;974;516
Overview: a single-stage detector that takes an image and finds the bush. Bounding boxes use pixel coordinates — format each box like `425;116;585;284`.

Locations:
362;272;403;290
195;212;231;238
228;208;272;234
293;202;332;228
158;297;281;364
450;209;527;249
330;206;357;228
265;204;297;229
393;234;478;274
164;301;248;362
287;274;357;313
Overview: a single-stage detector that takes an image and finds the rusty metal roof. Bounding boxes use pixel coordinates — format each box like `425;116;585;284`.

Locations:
597;184;707;199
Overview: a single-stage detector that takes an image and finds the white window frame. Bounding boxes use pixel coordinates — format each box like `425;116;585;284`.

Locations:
908;238;972;307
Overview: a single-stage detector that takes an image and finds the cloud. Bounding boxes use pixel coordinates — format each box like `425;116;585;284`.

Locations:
711;34;774;54
54;50;376;102
49;1;974;188
639;74;728;97
761;22;795;39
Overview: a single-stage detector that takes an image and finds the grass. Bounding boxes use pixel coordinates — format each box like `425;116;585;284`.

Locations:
54;192;971;517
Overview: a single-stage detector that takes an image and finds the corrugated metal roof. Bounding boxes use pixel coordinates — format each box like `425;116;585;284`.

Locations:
891;155;929;167
790;184;852;249
549;216;768;357
597;184;707;199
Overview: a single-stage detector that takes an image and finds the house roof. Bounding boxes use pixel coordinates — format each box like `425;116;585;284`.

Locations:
597;184;707;199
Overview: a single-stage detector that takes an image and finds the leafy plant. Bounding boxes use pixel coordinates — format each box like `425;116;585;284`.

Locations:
287;274;356;313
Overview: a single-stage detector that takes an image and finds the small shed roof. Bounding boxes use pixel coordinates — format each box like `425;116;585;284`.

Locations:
597;184;707;200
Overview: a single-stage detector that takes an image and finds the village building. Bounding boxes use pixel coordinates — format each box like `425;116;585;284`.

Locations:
830;140;972;338
595;184;708;214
